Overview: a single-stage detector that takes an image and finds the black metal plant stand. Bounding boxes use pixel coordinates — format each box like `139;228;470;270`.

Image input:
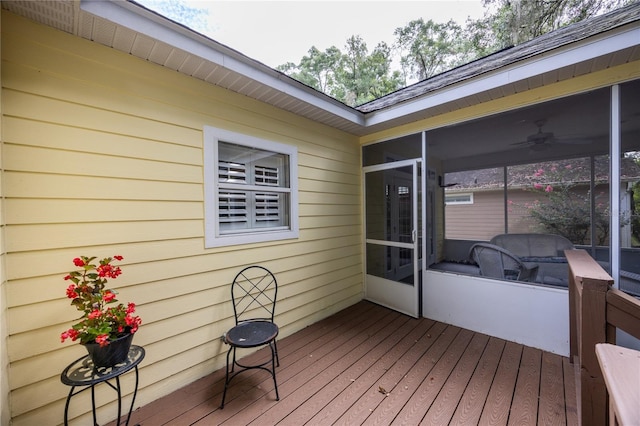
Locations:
60;345;145;426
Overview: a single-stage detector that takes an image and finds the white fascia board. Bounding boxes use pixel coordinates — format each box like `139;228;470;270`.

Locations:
365;26;640;128
80;0;365;126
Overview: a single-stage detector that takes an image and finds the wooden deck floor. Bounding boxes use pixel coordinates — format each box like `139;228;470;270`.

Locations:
125;301;578;425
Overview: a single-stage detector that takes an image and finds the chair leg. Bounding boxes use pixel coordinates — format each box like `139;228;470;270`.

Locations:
270;342;279;401
221;343;279;408
220;346;234;409
231;346;237;372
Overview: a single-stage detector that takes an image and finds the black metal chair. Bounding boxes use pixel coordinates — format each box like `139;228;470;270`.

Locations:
220;265;279;408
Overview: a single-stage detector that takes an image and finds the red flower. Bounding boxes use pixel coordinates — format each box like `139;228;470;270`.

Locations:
88;310;102;320
64;275;73;281
65;284;76;299
103;291;116;303
97;263;112;277
126;303;136;314
73;257;85;267
113;255;124;261
95;334;109;347
60;328;79;343
125;314;142;333
97;264;122;279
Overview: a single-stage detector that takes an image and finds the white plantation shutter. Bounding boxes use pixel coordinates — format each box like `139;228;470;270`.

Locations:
218;160;249;229
255;192;280;223
218;191;248;227
255;165;279;186
217;144;288;232
255;165;280;224
219;160;247;184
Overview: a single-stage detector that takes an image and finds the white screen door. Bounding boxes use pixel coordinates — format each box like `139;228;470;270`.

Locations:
364;160;420;317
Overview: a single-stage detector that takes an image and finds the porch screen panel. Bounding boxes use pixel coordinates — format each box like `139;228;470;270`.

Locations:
505;158;608;246
619;79;640;297
365;166;415;284
363;133;421;167
444;167;504;241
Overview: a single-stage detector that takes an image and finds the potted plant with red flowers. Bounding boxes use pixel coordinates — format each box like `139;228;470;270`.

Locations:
60;255;142;367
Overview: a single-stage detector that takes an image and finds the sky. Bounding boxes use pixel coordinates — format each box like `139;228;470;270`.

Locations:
140;1;486;68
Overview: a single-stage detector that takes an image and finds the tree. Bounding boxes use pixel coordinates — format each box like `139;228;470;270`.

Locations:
480;0;633;47
525;162;611;245
394;19;464;80
277;0;632;102
365;42;406;100
278;37;403;106
334;37;404;106
277;46;342;94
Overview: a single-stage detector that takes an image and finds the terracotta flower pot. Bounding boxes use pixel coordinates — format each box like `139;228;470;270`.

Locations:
83;332;134;368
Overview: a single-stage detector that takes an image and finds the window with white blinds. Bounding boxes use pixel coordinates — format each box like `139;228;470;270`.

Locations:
204;127;299;247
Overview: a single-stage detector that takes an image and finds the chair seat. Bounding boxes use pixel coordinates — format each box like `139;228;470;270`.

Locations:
226;321;278;348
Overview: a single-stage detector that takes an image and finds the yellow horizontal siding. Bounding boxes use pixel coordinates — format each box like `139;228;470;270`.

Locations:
5;220;205;252
2;11;363;425
4;199;203;224
4;172;203;200
3;116;202;164
3;126;202;182
8;236;361;335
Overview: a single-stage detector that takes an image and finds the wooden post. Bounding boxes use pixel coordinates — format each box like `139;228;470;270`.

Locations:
568;258;578;361
579;277;610;426
565;250;613;426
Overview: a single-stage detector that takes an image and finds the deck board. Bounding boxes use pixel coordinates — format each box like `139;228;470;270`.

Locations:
419;333;490;425
479;341;522;425
538;351;566;425
449;337;505;425
119;301;578;426
387;328;474;425
508;346;542;426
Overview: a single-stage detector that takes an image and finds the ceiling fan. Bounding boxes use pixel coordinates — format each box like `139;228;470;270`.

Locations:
511;119;590;151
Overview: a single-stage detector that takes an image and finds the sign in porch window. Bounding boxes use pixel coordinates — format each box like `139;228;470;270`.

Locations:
204;127;298;247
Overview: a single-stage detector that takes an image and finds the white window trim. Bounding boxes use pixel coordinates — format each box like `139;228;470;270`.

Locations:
204;126;299;248
445;192;474;205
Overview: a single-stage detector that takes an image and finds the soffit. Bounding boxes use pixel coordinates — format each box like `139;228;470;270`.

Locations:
3;0;640;137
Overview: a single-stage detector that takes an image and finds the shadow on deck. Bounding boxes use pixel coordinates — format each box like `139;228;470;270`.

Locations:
124;301;577;425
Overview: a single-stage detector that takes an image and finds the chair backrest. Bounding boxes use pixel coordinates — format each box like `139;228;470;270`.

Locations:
490;233;574;258
231;265;277;324
469;242;532;281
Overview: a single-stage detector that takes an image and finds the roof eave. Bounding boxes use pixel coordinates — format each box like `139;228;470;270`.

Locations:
364;23;640;128
73;1;640;136
80;0;366;127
